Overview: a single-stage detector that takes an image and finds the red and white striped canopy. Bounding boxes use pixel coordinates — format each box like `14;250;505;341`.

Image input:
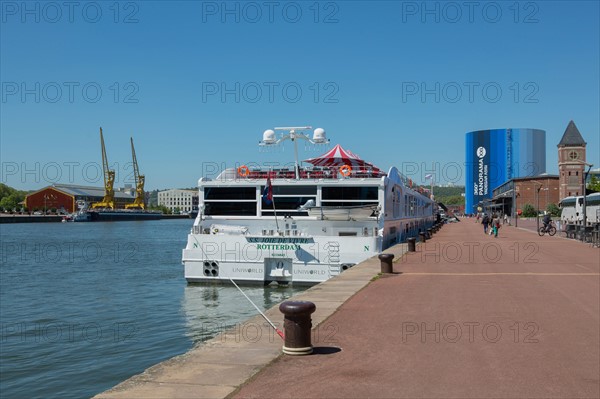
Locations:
303;144;380;171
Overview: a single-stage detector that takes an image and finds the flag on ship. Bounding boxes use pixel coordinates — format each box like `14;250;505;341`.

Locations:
263;176;273;205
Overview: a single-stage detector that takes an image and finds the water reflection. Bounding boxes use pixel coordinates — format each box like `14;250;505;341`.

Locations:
181;284;306;344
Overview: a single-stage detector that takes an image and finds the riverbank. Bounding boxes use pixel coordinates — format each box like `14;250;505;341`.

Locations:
0;214;63;223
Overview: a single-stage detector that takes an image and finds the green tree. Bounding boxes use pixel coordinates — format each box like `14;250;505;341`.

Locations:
430;186;465;197
438;195;465;205
546;203;560;217
522;203;537;217
0;184;27;211
587;175;600;192
0;194;19;211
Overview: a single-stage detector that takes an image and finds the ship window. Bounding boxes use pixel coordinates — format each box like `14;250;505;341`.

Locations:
338;232;357;236
204;202;256;216
204;187;255;200
322;186;378;200
266;186;317;195
264;196;316;210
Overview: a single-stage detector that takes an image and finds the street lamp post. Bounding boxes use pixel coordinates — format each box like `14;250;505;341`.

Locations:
531;180;544;232
582;163;594;239
536;186;542;231
512;180;519;227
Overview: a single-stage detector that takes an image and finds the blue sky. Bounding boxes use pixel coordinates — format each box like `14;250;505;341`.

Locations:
1;1;598;191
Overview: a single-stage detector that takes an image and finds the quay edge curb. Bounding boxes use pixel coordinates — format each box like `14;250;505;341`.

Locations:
93;244;409;399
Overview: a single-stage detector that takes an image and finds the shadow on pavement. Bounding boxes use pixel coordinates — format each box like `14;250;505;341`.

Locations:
311;347;342;355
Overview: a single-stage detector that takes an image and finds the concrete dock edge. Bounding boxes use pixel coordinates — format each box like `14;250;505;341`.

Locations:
94;244;409;399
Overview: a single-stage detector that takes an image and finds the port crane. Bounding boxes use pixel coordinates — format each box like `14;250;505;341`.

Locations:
125;137;146;209
92;127;115;209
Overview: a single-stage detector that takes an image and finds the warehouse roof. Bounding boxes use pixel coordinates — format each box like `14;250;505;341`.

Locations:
30;184;135;199
53;184;134;199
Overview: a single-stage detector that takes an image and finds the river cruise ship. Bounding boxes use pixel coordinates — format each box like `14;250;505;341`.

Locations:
182;127;435;284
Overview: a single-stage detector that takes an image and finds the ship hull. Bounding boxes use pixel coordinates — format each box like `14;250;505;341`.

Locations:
183;233;381;285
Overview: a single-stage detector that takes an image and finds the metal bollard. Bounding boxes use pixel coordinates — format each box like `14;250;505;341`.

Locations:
378;253;394;274
419;232;427;242
407;237;416;252
427;228;433;238
279;301;316;355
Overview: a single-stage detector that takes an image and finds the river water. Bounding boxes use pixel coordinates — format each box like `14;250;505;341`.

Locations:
0;219;305;398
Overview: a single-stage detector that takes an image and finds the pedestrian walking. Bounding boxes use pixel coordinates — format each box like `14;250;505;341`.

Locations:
489;213;496;236
482;213;489;234
493;215;500;238
503;213;508;225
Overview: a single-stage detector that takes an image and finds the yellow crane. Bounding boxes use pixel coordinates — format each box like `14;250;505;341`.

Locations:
125;137;146;209
92;127;115;209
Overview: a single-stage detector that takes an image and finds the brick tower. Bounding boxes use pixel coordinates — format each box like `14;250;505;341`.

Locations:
557;120;586;200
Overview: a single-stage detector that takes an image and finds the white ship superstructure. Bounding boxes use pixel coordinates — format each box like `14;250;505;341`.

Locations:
182;127;435;284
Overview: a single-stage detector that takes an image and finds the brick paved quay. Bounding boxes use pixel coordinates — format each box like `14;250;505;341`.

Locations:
96;220;599;399
234;220;599;399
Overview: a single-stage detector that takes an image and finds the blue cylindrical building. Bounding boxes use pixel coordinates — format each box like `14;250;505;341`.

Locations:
465;128;546;213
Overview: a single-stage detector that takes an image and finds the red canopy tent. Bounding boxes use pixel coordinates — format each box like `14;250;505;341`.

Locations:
303;144;382;174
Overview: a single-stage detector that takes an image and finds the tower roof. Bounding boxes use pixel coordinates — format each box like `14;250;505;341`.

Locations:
557;120;586;147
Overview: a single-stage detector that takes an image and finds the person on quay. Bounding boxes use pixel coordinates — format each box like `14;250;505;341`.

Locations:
543;212;552;232
482;213;490;234
493;214;500;238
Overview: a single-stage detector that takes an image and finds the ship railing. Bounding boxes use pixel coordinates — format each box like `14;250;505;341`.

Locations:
238;166;385;180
